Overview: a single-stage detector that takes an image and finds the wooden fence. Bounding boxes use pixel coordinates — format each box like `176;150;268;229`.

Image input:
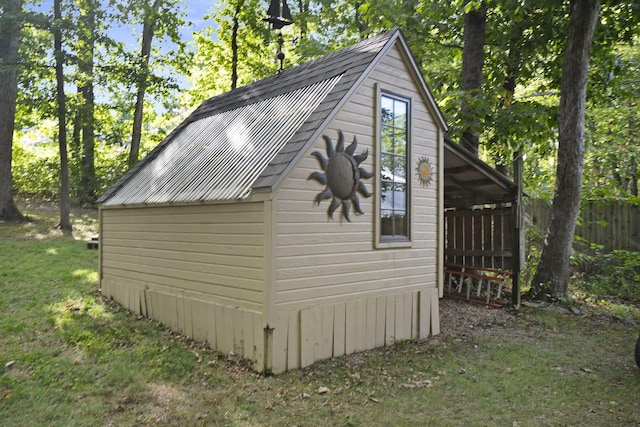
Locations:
527;199;640;252
444;206;514;271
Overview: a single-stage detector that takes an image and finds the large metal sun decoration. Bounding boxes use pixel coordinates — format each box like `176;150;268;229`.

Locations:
308;130;372;221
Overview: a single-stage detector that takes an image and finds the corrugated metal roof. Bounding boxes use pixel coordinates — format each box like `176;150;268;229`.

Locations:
104;75;342;206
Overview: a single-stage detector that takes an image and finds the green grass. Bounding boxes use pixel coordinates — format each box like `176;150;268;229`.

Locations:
1;202;639;426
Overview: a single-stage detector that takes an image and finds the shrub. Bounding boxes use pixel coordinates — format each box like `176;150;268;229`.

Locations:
571;248;640;303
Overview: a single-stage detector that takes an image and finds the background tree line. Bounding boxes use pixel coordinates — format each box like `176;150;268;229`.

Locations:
1;0;638;300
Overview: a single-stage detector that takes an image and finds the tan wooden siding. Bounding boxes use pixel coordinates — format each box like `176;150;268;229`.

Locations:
269;288;440;373
101;203;265;306
273;42;440;308
100;202;267;371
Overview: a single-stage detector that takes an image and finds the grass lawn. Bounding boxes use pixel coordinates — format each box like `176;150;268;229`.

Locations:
1;201;639;426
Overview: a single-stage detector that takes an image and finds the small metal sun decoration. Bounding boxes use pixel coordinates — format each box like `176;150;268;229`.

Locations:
308;130;372;221
416;156;434;187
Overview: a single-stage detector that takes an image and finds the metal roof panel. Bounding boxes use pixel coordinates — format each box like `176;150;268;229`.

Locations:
104;75;342;206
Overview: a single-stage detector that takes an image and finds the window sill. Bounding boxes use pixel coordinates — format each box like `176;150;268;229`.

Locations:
376;238;412;249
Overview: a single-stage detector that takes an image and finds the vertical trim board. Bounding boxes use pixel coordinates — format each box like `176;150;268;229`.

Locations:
375;297;386;347
271;311;288;374
365;298;377;349
287;311;300;370
333;303;346;357
300;307;316;368
320;305;334;360
345;300;357;354
385;295;396;346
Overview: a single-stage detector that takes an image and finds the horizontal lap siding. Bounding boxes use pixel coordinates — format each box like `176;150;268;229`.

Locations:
100;202;267;370
269;43;441;372
101;203;265;305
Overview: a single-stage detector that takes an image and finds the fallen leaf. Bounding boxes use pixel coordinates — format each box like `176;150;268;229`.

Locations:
317;386;330;394
192;350;202;363
400;379;432;389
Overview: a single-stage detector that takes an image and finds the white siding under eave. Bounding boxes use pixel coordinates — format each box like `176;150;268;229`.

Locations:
99;202;267;371
269;42;442;372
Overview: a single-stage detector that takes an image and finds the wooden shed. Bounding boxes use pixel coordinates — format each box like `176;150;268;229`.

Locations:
98;29;452;373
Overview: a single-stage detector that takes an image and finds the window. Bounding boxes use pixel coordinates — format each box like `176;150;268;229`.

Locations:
380;94;409;241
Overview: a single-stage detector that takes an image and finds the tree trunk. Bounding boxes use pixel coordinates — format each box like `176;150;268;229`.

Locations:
231;0;243;90
529;0;600;301
129;0;162;168
296;0;309;38
460;6;486;156
0;0;24;221
54;0;72;232
77;2;96;205
629;116;638;196
79;82;95;205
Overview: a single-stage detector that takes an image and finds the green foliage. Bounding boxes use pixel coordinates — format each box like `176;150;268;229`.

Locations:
184;0;277;107
583;38;640;200
9;0;640;206
12;141;60;199
571;248;640;303
12;134;131;201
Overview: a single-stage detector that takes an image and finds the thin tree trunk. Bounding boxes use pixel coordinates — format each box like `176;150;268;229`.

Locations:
354;0;367;40
231;0;243;90
296;0;309;38
0;0;24;221
460;6;486;156
629;116;638;196
54;0;72;233
530;0;600;301
78;2;96;205
129;0;162;168
79;82;95;204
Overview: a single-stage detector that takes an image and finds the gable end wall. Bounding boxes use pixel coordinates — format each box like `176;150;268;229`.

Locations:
269;42;442;373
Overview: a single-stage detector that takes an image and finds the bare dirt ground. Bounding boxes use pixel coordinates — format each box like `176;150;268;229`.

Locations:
439;297;523;338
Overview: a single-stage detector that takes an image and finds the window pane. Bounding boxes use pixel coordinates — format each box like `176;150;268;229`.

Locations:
393;213;407;236
394;157;406;180
381;97;394;126
394;131;406;154
381;212;394;236
380;183;394;210
381;127;394;153
381;153;393;181
393;101;407;128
